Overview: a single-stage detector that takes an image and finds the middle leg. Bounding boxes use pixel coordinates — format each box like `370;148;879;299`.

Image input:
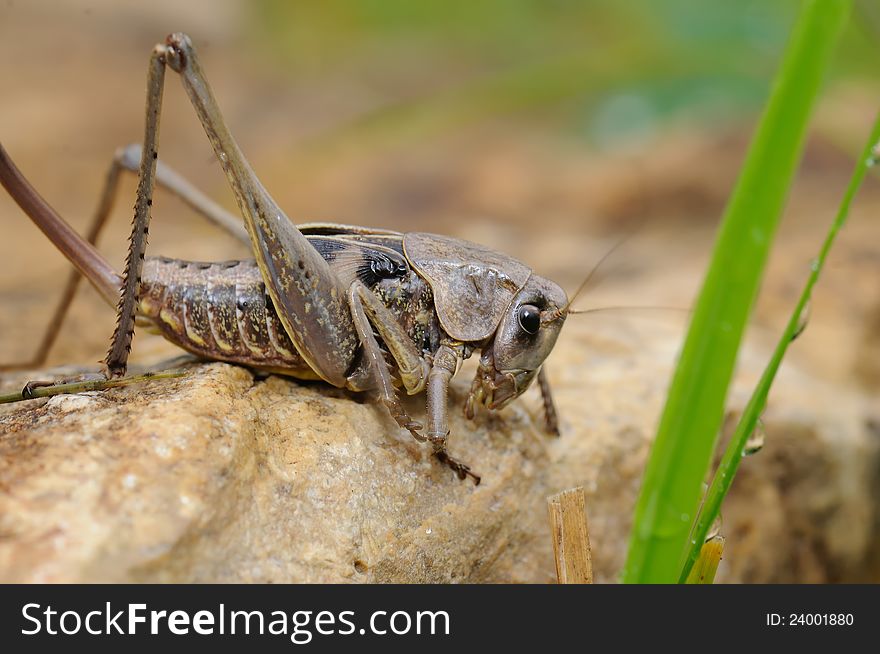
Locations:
347;281;479;483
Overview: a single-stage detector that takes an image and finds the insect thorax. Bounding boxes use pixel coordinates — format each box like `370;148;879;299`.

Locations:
370;271;442;357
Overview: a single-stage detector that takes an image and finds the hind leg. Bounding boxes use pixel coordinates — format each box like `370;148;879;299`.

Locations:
1;143;247;372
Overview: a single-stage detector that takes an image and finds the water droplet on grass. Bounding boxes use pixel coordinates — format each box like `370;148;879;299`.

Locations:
706;514;722;541
744;419;766;455
867;142;880;167
791;303;810;342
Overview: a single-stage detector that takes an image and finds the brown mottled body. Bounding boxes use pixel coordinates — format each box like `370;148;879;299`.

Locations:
139;257;314;377
138;230;443;387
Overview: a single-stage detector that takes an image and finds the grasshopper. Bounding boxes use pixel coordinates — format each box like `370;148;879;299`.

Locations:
0;33;572;483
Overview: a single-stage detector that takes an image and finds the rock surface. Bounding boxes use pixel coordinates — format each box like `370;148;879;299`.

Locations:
1;313;877;583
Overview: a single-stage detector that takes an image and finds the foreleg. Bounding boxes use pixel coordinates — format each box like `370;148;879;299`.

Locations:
427;343;480;483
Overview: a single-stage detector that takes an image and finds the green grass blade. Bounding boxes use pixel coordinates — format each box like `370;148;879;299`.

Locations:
623;0;851;584
685;536;725;585
678;109;880;583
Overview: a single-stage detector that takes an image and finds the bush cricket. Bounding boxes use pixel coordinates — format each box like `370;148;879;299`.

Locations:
0;33;578;483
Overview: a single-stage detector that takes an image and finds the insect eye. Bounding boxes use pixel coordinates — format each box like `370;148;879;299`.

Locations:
517;305;541;335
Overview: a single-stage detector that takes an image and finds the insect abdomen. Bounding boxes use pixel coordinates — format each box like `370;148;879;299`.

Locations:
138;257;316;376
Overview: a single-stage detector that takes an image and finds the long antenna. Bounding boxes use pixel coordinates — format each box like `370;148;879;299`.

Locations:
567;305;690;316
560;236;628;315
556;221;647;318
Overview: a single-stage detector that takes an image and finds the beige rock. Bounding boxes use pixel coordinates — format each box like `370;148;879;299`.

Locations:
1;314;876;583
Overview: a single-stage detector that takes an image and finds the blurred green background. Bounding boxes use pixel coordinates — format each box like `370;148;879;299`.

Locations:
221;0;880;190
251;0;878;150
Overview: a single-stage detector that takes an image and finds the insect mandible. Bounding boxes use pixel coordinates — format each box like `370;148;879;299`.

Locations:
0;33;574;483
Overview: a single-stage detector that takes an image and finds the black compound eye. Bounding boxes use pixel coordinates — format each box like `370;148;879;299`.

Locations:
517;305;541;335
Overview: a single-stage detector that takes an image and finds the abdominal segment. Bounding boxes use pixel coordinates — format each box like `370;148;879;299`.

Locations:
138;257;319;379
